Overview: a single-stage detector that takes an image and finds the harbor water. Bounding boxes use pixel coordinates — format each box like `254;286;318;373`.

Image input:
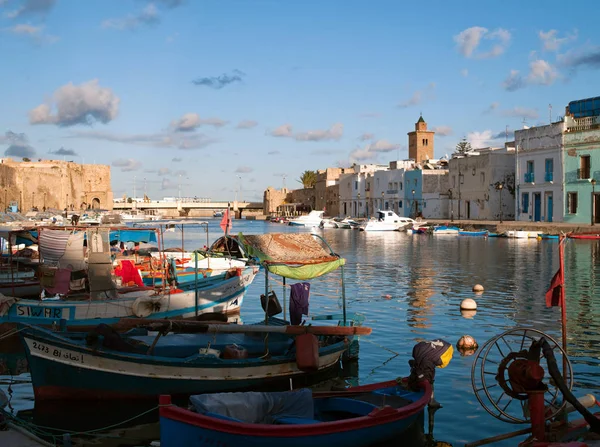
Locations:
2;219;600;446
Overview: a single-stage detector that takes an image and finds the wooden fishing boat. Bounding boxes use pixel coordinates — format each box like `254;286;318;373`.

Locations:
431;226;460;235
158;379;431;447
458;230;489;237
20;320;367;400
567;232;600;240
538;233;559;240
20;232;368;401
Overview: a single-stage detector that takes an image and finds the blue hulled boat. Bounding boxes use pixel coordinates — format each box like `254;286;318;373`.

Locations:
158;380;431;447
458;230;489;237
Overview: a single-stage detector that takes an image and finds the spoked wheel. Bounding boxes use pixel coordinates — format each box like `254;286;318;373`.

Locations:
471;328;573;424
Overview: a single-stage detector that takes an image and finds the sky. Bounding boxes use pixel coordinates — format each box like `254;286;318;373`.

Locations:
1;0;600;202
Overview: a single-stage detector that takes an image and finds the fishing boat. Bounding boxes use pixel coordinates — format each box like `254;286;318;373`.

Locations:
431;226;460;235
335;217;359;229
319;218;338;229
158;379;432;447
213;211;224;218
538;233;559;240
20;232;367;401
288;210;325;227
0;226;42;298
0;226;258;332
458;230;489;237
568;232;600;240
360;210;418;232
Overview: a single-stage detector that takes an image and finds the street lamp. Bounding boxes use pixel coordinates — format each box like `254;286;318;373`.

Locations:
3;188;6;212
381;191;384;211
412;189;416;218
496;183;504;223
448;189;454;222
592;179;597;226
357;193;361;217
32;192;35;210
43;192;46;211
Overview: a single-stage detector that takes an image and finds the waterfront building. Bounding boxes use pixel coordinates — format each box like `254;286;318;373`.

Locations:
404;168;449;219
448;146;515;221
369;160;414;216
514;122;565;222
315;167;351;216
562;99;600;225
0;158;112;212
339;164;388;217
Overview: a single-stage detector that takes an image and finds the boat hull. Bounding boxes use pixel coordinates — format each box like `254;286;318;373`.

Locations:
458;231;488;237
158;381;430;447
21;327;347;400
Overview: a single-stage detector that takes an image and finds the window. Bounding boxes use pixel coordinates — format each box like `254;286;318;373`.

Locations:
354;181;358;190
526;160;534;173
399;201;403;208
400;182;403;190
388;182;392;189
545;158;554;182
422;139;426;146
579;155;591;179
393;182;398;190
480;172;485;184
452;176;456;187
522;193;529;213
426;139;428;146
568;192;578;214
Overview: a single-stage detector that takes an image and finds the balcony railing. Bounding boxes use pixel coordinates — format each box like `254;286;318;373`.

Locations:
545;172;553;182
386;189;398;195
524;172;535;183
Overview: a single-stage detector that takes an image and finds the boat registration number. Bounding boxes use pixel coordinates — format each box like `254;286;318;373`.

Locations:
31;341;84;364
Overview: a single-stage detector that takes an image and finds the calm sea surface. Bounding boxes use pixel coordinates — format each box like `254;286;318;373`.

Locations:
2;219;600;446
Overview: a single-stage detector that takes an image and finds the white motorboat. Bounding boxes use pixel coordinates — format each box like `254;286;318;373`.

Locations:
432;225;461;235
360;210;417;232
288;210;325;227
335;217;359;229
319;218;338;229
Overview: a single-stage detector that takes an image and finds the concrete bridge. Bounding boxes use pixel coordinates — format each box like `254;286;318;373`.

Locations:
112;200;264;218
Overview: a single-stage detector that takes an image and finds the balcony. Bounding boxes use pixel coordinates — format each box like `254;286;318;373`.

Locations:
545;172;553;182
386;189;398;195
577;168;591;180
524;172;535;183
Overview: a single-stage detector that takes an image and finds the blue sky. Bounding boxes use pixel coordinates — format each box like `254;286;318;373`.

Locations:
1;0;599;202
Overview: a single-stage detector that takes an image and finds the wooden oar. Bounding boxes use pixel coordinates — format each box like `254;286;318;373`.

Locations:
128;319;372;336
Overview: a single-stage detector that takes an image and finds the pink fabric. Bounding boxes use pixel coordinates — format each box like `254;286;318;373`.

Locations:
45;268;72;295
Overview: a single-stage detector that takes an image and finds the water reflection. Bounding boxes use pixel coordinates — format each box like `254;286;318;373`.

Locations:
1;221;600;446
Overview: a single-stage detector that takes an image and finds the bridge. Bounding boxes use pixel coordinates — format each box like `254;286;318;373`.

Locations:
112;200;264;218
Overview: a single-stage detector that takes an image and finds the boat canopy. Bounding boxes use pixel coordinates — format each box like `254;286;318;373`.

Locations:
238;233;345;280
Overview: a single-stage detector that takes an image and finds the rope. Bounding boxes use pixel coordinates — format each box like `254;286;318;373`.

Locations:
0;325;27;341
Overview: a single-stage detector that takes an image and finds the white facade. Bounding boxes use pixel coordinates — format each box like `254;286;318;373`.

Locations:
514;122;565;222
421;171;450;219
448;147;515;221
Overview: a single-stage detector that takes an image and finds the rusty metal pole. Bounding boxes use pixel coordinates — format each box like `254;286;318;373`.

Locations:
528;390;546;442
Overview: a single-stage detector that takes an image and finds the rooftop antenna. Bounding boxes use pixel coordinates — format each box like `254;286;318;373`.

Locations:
505;125;509;142
522;117;528;129
282;174;287;189
549;104;553;124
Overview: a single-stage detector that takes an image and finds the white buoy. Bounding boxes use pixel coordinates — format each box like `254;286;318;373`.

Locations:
472;284;484;292
461;298;477;310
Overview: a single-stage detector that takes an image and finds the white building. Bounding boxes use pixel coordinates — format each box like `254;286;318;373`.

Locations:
448;146;515;221
338;163;388;217
514;122;565;222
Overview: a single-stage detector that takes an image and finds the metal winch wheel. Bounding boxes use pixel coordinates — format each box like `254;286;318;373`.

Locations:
471;328;573;424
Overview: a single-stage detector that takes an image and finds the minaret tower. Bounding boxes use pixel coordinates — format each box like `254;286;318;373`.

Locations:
407;114;435;163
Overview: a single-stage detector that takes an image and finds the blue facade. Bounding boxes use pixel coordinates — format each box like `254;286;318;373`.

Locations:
403;171;422;218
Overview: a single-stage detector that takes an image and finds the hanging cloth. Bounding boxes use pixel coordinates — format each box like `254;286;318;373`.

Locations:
289;282;310;325
59;232;86;271
39;230;70;263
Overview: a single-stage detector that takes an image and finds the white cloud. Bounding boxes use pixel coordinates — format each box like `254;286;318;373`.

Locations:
102;3;159;30
112;158;142;172
539;29;577;52
171;113;227;131
5;0;56;19
349;139;401;162
270;123;343;141
454;26;511;59
270;124;293;137
5;23;58;44
29;79;120;126
483;102;499;114
236;120;258;129
295;123;343;141
527;59;558;85
235;166;253;173
431;126;453;136
501;107;539;120
502;60;558;91
398;83;435;108
161;178;176;190
70;130;217;150
467;130;494;149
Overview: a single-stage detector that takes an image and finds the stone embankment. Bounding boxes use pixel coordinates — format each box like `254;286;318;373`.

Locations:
425;219;599;235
